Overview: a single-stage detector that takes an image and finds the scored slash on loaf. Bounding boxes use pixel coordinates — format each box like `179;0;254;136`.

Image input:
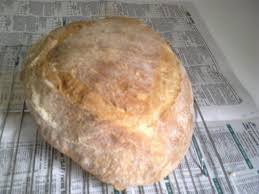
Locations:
21;17;194;190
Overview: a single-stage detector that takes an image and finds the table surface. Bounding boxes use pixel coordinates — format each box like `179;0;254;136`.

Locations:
188;0;259;108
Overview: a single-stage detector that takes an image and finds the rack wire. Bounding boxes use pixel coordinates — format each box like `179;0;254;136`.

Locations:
0;49;236;194
0;2;238;193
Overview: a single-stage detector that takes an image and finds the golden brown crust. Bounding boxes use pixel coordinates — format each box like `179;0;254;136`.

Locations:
21;17;194;190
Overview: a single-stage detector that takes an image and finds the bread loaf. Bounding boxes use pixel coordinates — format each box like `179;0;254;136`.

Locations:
21;17;194;190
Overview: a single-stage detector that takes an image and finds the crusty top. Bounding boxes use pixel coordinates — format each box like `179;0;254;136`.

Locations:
23;17;181;136
21;17;193;190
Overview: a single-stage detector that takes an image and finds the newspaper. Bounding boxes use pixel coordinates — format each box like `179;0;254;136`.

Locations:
0;0;259;194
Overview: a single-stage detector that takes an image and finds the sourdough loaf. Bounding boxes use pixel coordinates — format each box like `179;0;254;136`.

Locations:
21;17;194;190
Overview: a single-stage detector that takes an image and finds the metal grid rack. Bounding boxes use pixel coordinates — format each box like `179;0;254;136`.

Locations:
0;1;241;193
0;53;235;194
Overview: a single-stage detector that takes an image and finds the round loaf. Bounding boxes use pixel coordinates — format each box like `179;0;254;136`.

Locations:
21;17;194;190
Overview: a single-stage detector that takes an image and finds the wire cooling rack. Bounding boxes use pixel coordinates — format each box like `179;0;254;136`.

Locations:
0;1;246;193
